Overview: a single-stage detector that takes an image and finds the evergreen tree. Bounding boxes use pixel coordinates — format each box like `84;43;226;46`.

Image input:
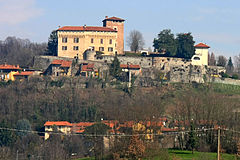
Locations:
226;57;234;74
109;56;121;79
46;30;58;56
153;29;177;56
186;123;198;154
176;33;195;59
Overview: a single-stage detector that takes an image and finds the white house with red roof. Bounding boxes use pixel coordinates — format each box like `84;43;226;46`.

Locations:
44;121;72;140
192;43;210;66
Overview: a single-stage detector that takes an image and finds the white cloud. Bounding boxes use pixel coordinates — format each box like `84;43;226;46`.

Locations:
0;0;43;25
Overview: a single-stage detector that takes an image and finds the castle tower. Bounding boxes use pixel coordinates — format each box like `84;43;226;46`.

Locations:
192;43;210;66
103;16;125;54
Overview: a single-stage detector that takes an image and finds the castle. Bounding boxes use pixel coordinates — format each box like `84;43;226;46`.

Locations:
57;16;125;59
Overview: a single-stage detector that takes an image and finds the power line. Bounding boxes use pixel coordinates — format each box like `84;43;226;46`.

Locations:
0;127;219;137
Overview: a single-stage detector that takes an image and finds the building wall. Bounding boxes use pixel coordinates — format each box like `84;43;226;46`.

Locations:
57;31;117;59
45;126;71;140
103;20;124;54
192;48;208;66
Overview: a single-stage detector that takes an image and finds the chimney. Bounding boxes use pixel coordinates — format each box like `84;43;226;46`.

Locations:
105;16;108;19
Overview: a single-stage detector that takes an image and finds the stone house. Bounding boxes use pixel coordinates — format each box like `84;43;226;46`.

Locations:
44;59;72;76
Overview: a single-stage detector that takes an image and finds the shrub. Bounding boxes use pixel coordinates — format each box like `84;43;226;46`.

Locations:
231;74;239;79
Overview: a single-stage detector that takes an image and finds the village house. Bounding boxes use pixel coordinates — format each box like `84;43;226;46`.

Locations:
44;121;72;140
44;59;72;76
0;64;20;81
191;43;210;66
79;63;98;77
57;16;125;59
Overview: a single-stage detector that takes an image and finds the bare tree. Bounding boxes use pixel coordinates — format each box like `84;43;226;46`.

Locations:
217;55;227;67
127;30;145;53
234;54;240;73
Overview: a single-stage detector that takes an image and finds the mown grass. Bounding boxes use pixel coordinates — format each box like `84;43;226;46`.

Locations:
77;149;237;160
169;149;237;160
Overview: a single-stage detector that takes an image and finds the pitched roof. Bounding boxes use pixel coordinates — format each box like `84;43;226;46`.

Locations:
44;121;72;126
51;60;72;67
14;71;34;76
194;43;210;48
103;16;125;22
58;26;117;32
74;122;94;127
120;64;140;69
81;64;95;72
0;64;20;70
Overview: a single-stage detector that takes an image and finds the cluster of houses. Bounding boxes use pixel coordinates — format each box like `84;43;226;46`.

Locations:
43;118;177;140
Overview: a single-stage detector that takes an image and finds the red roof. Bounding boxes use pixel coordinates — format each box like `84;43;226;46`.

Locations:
51;60;72;67
120;64;140;69
194;43;210;48
58;26;117;32
0;64;20;70
44;121;72;126
14;71;33;76
74;122;94;127
81;64;95;72
103;16;125;22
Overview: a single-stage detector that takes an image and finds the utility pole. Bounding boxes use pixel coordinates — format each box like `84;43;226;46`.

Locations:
16;150;18;160
217;127;220;160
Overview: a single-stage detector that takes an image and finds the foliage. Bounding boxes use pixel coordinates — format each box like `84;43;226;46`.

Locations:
109;56;122;79
127;30;145;53
186;123;198;154
153;29;177;56
231;74;239;79
127;135;145;160
226;57;234;74
176;33;195;59
124;51;142;57
0;121;16;147
84;123;110;135
16;119;32;137
46;30;58;56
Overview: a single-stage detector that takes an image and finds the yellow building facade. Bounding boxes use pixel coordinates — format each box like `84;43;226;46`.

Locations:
57;16;125;59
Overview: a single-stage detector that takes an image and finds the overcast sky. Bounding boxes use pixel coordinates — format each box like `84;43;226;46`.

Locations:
0;0;240;57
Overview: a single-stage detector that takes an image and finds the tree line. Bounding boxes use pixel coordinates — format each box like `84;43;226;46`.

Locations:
0;77;239;159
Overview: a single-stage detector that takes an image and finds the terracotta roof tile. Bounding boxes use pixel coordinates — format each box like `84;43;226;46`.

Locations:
58;26;117;32
81;64;95;72
14;71;34;76
51;60;72;67
195;43;210;48
0;64;20;70
120;64;140;69
103;16;125;22
44;121;72;126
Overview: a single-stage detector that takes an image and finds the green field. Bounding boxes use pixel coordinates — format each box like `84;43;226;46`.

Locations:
77;149;237;160
168;149;237;160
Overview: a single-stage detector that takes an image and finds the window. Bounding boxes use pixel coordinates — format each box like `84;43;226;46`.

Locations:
194;57;200;60
100;39;103;44
99;47;104;51
109;39;112;44
108;47;113;52
74;37;79;43
91;38;94;43
62;46;67;50
62;37;67;43
73;46;79;50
